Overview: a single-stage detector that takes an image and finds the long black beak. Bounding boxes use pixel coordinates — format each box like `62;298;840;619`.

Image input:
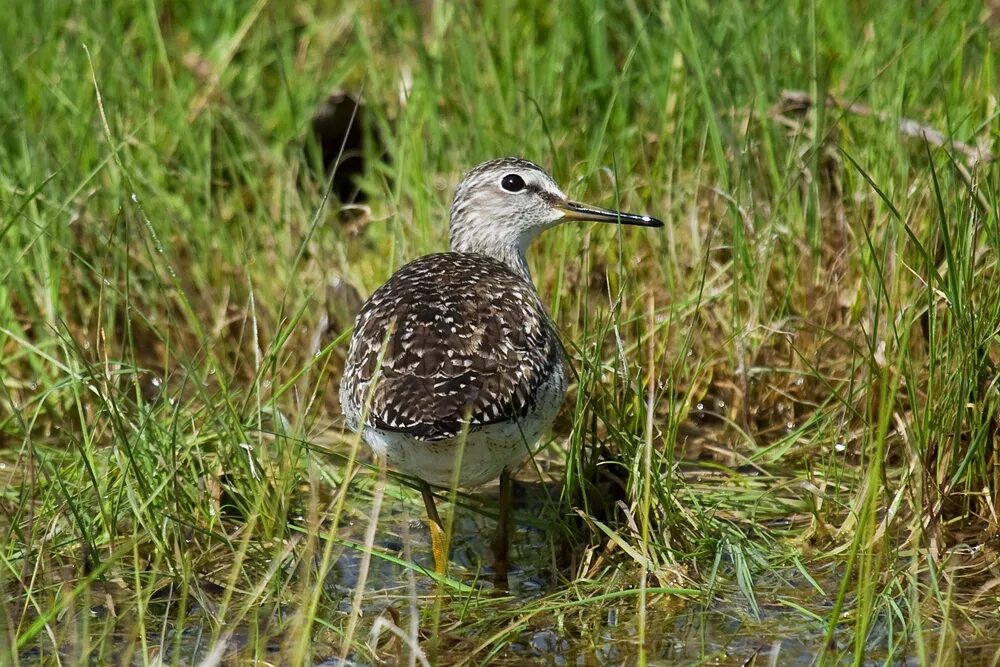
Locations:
556;200;664;228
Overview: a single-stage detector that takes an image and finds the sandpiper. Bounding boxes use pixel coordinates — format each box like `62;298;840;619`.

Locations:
340;157;662;578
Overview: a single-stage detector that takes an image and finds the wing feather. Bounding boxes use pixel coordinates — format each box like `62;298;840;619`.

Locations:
341;253;563;440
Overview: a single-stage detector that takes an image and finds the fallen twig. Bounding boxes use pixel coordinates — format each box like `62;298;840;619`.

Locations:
777;89;996;168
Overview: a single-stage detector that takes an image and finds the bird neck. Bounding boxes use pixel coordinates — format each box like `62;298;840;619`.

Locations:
449;232;538;283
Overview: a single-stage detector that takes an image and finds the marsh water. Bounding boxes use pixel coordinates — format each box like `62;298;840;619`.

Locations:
315;486;997;666
7;446;998;666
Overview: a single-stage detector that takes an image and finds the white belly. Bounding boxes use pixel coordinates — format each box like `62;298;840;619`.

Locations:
359;366;566;487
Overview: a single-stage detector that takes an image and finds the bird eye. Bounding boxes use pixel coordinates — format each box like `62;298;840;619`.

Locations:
500;173;526;193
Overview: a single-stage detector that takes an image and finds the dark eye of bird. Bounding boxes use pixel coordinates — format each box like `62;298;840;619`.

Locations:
500;173;526;193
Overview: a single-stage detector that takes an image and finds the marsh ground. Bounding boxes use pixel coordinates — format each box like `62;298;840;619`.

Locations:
2;1;1000;664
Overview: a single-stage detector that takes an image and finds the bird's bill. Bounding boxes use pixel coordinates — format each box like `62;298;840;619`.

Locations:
556;200;664;228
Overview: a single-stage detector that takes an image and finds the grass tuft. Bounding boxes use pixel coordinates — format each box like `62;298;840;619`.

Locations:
2;0;999;663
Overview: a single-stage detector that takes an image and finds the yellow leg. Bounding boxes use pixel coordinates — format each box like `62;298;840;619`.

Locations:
491;468;511;589
421;482;448;575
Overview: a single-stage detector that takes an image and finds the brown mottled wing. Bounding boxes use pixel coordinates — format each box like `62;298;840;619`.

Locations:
341;253;563;440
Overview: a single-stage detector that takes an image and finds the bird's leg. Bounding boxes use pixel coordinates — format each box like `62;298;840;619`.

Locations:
421;481;448;575
491;468;512;588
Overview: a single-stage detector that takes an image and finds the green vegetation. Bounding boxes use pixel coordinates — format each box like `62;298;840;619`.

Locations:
2;0;999;664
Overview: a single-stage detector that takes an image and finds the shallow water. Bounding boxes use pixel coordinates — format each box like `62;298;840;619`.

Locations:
309;486;977;665
6;445;999;666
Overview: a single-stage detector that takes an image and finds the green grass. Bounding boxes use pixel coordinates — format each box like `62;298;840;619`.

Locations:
2;0;1000;664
